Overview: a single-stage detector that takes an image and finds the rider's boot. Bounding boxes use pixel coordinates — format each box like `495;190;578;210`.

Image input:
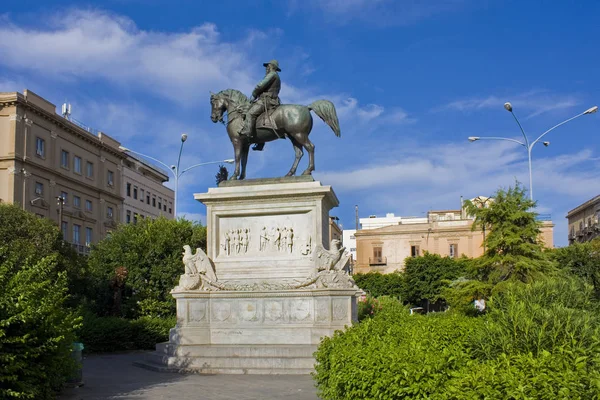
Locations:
239;115;256;138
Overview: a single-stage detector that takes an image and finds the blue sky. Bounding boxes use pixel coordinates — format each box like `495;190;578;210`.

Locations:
1;0;598;246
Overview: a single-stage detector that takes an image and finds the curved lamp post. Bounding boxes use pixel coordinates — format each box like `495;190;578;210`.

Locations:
468;104;598;201
119;134;234;217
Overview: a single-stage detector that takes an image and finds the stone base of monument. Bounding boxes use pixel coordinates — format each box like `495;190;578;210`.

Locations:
135;178;358;375
136;288;356;374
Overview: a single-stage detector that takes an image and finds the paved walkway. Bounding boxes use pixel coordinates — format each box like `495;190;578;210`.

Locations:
58;352;319;400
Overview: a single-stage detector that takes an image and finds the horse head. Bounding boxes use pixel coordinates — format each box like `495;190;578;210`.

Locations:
210;91;226;123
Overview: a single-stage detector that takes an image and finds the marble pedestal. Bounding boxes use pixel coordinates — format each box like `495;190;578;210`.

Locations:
138;177;358;374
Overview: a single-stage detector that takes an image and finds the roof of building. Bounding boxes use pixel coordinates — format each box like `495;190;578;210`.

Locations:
566;194;600;218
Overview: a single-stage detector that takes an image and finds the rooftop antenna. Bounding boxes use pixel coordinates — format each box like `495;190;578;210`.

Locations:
61;101;72;120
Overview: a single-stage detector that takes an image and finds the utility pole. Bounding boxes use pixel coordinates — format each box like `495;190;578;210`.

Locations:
355;205;359;231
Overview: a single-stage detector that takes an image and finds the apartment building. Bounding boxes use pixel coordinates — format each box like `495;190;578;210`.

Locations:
0;89;175;253
122;153;174;224
566;195;600;244
353;208;554;274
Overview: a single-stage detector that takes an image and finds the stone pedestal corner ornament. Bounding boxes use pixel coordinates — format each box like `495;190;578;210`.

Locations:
137;178;359;375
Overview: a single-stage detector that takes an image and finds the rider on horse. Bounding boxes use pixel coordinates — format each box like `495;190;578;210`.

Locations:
239;59;282;151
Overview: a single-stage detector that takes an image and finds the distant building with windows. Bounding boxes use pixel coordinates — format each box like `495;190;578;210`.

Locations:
566;195;600;244
0;89;174;253
353;206;554;274
122;153;174;224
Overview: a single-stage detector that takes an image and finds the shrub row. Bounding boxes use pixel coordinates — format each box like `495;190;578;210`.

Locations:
78;312;176;353
314;278;600;399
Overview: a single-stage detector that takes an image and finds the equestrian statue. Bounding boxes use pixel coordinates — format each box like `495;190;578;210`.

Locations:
210;59;341;180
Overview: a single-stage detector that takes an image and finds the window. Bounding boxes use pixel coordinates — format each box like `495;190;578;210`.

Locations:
350;247;357;252
126;183;131;197
158;198;162;210
580;221;584;231
411;245;420;257
126;210;131;224
107;206;114;219
350;235;356;240
35;182;44;196
86;162;94;178
163;204;167;212
140;189;145;202
85;227;93;246
74;156;82;174
61;150;69;168
588;217;592;228
60;191;68;205
73;224;81;244
133;187;138;200
373;247;382;260
73;196;81;208
85;200;92;212
146;194;150;204
36;137;45;157
449;244;458;258
152;197;156;207
61;221;68;239
107;170;114;187
169;207;172;214
133;213;138;224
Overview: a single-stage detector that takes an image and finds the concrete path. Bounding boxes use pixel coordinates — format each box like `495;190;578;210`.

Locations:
58;352;320;400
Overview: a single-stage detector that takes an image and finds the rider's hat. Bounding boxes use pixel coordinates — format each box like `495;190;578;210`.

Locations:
263;59;281;72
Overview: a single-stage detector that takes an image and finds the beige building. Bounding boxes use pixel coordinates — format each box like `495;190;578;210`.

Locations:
0;89;175;253
354;209;554;274
122;153;174;224
329;216;342;243
566;195;600;244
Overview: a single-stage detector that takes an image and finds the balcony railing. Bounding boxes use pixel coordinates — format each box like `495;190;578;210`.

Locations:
71;243;91;256
369;257;387;266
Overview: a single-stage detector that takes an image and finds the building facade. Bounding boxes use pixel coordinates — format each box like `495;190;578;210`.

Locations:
121;153;174;224
566;195;600;244
0;89;175;253
353;209;554;274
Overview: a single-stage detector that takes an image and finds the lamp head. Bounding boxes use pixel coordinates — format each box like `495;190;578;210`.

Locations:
170;165;176;170
118;146;130;152
543;141;550;147
504;102;513;112
468;136;480;142
224;159;234;164
584;106;598;115
181;133;188;142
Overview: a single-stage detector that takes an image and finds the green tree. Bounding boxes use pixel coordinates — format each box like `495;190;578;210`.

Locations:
352;272;405;298
464;183;553;284
0;204;80;399
552;238;600;299
87;217;207;318
403;253;468;307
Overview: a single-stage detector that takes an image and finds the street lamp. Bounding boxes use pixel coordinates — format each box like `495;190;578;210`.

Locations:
119;134;234;217
468;103;598;201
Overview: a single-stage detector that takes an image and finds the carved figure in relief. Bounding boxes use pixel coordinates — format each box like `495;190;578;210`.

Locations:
286;228;294;253
260;226;269;251
281;227;288;249
233;229;241;254
242;228;250;253
300;235;312;256
273;227;281;251
223;230;231;256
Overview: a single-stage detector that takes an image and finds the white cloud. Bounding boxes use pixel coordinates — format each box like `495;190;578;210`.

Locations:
0;10;259;104
437;90;583;119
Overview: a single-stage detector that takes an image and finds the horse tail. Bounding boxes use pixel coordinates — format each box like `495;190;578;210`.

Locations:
308;100;341;137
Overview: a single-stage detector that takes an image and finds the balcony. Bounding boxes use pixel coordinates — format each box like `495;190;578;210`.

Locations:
71;243;91;256
369;257;387;266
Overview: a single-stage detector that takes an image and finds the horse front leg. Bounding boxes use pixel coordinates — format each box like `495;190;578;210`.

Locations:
239;144;250;180
229;143;242;180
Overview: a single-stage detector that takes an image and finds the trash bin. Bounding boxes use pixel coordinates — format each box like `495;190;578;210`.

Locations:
67;342;84;387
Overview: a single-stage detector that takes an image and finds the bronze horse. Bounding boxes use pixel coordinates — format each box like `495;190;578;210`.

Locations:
210;89;341;180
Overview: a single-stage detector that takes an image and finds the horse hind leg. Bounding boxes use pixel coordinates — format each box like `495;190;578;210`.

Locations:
293;134;315;175
286;138;304;177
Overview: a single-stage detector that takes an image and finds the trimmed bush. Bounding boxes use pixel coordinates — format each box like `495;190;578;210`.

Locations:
78;312;175;353
353;272;405;298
